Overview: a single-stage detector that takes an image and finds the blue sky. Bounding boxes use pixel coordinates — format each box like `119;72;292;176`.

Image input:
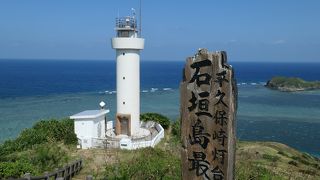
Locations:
0;0;319;62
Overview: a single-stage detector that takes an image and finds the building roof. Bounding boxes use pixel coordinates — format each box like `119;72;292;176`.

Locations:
70;109;110;119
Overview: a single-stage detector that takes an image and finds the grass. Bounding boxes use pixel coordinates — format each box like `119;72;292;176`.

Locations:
0;119;77;178
79;130;320;180
71;125;320;180
103;148;181;180
1;116;320;179
236;162;285;180
288;160;298;167
236;141;320;179
262;154;280;162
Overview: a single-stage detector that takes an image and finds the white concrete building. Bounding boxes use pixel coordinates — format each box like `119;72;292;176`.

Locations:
70;109;110;149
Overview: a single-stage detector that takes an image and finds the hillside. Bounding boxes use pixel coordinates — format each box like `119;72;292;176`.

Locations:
72;125;320;180
1;119;320;179
265;76;320;92
236;141;320;179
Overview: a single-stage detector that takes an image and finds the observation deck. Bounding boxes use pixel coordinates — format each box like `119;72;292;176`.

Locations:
112;15;144;50
115;16;139;38
116;16;137;31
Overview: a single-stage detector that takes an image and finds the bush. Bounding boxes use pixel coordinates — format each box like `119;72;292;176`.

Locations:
104;148;180;179
140;113;170;129
31;144;68;172
0;118;76;178
277;151;288;157
292;156;311;166
0;118;77;157
0;143;69;178
15;128;48;151
299;169;316;176
262;154;280;162
312;163;320;169
288;160;298;167
0;140;18;161
236;162;283;180
171;119;180;138
32;118;77;144
0;161;35;179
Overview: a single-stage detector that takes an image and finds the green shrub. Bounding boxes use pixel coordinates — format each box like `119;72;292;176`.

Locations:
288;160;298;167
0;140;18;161
0;143;69;178
171;119;180;138
292;156;311;166
140;113;170;129
31;144;68;172
262;154;280;162
236;162;284;180
60;119;78;144
0;118;76;178
302;153;314;160
299;169;316;176
311;163;320;169
0;161;35;179
32;118;77;144
15;128;48;151
0;118;77;157
277;151;288;157
104;148;180;179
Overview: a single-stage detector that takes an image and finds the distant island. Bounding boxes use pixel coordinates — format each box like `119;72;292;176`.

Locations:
265;76;320;92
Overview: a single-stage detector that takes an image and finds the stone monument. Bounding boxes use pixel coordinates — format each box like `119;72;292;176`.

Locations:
180;49;237;180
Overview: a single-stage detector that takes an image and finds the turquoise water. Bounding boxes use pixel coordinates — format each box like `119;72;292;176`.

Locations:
0;89;178;141
0;60;320;157
237;85;320;157
0;85;319;157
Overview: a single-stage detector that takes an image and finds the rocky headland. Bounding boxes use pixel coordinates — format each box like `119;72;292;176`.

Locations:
265;76;320;92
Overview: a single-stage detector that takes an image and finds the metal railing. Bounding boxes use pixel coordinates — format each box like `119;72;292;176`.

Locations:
131;123;164;149
92;137;120;149
91;122;164;150
19;159;82;180
115;17;137;29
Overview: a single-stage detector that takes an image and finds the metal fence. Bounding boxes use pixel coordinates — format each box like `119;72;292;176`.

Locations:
18;159;82;180
91;137;120;149
131;123;164;149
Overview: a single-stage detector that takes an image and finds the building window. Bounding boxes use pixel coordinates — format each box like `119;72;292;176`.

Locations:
119;31;129;37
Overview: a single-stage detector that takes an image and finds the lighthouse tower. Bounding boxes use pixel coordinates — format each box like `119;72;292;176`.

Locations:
111;14;145;137
71;10;164;150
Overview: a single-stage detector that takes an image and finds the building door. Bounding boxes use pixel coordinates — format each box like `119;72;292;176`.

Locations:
116;114;131;136
120;117;129;135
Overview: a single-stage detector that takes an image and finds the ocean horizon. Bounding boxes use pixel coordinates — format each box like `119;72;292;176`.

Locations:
0;59;319;157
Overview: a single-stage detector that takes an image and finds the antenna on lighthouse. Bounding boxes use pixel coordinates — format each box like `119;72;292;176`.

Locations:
139;0;142;37
131;8;136;17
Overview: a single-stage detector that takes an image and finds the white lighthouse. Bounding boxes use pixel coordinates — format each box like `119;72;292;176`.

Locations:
71;10;164;150
111;14;145;137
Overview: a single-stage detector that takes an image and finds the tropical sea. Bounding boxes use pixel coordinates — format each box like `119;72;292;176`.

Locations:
0;60;319;157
